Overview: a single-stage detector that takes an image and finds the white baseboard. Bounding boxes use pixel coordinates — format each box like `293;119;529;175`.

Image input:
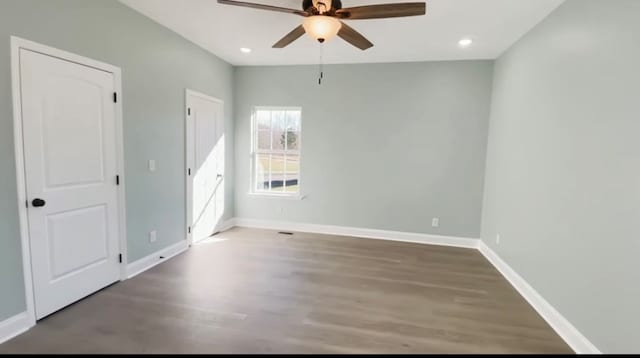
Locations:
478;241;601;354
0;311;33;344
233;218;479;249
0;216;596;353
231;217;600;353
215;218;236;233
126;240;189;279
0;241;191;344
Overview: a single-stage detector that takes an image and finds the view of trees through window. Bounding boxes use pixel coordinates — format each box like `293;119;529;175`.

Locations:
253;108;301;194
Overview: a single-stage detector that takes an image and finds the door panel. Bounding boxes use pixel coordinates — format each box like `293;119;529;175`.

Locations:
42;77;105;188
20;48;121;319
47;205;109;280
186;92;225;243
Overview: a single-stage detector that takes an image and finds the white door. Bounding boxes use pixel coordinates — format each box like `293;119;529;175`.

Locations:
20;49;122;319
186;90;225;244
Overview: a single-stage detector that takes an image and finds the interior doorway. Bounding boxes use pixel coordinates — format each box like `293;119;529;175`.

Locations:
11;37;127;322
185;89;225;245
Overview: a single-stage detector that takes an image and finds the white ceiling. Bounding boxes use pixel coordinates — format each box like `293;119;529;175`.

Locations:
119;0;565;66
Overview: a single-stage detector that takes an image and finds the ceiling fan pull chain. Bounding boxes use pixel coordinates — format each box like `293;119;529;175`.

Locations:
318;42;324;85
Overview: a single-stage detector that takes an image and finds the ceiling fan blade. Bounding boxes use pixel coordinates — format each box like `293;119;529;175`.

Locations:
217;0;309;16
273;25;306;48
336;2;426;20
337;21;373;50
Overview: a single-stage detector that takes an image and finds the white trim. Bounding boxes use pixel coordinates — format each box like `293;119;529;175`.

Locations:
186;88;224;105
233;218;479;249
478;241;601;354
0;312;33;345
228;217;601;353
126;240;189;279
254;105;303;111
10;36;128;327
247;192;306;200
215;218;237;233
185;90;193;245
185;89;225;246
11;36;123;74
191;218;235;245
10;35;37;331
113;67;129;281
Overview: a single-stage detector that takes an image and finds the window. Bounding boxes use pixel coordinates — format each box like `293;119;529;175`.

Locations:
251;107;301;196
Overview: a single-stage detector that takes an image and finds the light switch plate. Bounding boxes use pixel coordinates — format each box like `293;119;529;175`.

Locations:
149;160;156;172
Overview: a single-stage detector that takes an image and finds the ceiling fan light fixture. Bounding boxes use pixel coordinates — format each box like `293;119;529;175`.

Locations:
303;15;342;43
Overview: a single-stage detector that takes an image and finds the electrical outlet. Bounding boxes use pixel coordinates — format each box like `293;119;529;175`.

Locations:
149;230;157;243
496;234;500;245
431;218;439;228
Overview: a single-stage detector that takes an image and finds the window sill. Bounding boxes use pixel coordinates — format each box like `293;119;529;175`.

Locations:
247;192;306;200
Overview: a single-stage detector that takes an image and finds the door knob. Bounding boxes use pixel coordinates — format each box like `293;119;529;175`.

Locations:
32;198;46;207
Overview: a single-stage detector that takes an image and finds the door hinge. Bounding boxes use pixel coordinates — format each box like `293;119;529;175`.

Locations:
188;226;191;234
118;253;123;263
113;92;117;103
188;168;191;176
26;200;29;208
116;175;120;186
188;107;191;116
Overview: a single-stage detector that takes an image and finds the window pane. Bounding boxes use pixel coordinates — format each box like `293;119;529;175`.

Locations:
273;130;286;151
285;154;300;193
272;111;286;150
256;110;271;131
257;130;271;150
286;111;301;131
270;153;285;192
272;110;286;131
285;129;300;151
255;154;270;191
285;111;300;151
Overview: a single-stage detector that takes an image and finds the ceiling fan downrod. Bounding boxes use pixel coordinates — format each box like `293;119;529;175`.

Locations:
303;0;343;14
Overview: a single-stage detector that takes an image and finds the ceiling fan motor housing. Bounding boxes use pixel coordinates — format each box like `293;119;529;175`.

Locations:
303;0;342;12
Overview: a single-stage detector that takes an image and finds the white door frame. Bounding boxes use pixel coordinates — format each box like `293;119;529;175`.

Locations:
185;89;224;246
10;36;128;326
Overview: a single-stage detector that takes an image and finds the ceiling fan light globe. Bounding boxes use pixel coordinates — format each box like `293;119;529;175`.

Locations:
303;15;342;43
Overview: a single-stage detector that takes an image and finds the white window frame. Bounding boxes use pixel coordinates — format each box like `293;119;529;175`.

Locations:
250;106;302;198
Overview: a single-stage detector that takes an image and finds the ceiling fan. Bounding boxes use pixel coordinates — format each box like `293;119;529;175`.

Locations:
217;0;426;50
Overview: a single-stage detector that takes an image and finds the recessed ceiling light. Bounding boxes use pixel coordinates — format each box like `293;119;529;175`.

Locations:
458;38;473;48
240;47;252;53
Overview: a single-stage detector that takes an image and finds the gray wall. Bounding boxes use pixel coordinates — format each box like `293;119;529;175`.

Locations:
235;61;493;238
481;0;640;353
0;0;234;321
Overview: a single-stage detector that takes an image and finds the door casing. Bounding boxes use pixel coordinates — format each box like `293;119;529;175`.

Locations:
10;36;128;326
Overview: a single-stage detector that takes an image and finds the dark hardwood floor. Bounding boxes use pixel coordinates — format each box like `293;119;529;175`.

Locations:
0;227;572;354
